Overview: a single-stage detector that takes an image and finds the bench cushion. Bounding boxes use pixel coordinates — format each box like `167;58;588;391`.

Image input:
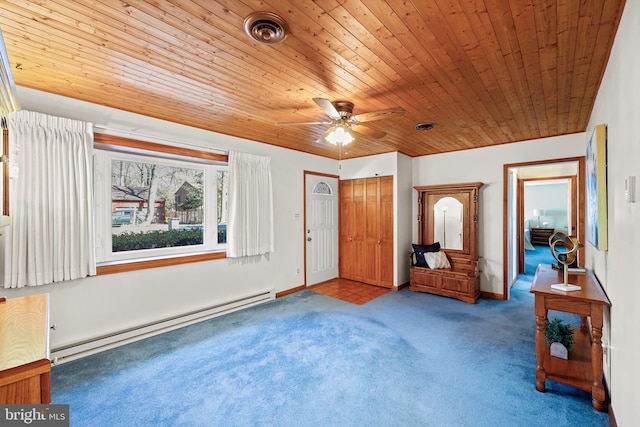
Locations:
424;251;451;269
411;242;441;267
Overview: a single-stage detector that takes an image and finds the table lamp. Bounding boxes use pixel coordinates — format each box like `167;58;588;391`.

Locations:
532;209;544;227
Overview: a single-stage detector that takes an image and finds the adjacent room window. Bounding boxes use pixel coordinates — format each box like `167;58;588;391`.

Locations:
93;134;227;266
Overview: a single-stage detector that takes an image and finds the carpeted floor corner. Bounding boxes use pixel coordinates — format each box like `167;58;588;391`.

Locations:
51;278;609;427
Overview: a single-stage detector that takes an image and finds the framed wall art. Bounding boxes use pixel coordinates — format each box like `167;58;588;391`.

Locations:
585;124;608;251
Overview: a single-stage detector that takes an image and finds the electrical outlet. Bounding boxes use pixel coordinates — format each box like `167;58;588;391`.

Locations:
296;267;300;276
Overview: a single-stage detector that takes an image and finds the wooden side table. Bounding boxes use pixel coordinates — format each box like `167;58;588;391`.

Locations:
530;265;610;411
530;227;555;245
0;294;51;404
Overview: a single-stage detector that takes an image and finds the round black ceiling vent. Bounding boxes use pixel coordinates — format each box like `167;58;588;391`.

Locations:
415;122;437;131
244;12;289;45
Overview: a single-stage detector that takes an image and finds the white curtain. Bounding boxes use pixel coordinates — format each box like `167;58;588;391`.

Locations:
3;110;96;288
227;151;274;258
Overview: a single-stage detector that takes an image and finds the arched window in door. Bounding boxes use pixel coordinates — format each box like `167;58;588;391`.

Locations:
313;181;333;195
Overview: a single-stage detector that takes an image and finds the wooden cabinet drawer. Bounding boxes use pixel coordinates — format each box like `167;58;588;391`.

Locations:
441;275;468;293
410;268;440;291
410;266;479;304
0;294;51;404
531;227;555;245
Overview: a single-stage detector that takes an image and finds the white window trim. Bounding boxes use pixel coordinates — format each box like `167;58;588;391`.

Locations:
93;134;228;268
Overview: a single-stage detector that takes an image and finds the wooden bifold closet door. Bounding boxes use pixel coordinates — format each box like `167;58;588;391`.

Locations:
339;176;393;288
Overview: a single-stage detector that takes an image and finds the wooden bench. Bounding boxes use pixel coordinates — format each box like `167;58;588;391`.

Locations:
409;251;480;304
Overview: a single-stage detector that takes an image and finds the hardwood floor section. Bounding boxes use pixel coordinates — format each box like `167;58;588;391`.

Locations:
308;278;390;305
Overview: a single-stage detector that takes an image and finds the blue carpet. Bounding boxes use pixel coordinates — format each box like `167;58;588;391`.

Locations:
51;285;609;426
525;244;557;275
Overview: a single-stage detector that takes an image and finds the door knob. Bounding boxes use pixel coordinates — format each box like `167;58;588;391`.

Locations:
307;237;312;241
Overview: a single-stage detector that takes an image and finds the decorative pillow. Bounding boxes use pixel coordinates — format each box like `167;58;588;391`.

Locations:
424;251;451;270
412;243;441;267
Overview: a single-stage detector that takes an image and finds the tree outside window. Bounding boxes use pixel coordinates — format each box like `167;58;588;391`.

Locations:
111;159;205;252
93;133;228;272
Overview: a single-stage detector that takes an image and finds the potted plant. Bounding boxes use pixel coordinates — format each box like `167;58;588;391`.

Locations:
545;318;575;359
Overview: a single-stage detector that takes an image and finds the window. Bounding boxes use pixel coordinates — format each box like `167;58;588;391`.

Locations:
312;181;333;195
93;134;227;272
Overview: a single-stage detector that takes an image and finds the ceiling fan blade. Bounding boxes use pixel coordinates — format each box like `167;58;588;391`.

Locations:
276;121;332;126
352;106;405;123
313;97;341;119
351;124;386;139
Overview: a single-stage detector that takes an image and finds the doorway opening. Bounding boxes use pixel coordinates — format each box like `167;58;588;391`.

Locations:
503;157;585;299
522;178;574;276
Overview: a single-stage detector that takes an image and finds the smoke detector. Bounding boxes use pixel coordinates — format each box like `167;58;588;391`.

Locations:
415;122;437;131
244;12;289;45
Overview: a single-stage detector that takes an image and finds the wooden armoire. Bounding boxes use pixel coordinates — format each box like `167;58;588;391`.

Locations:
339;176;394;288
410;182;483;303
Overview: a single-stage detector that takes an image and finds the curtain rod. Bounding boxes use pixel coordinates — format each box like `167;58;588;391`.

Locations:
93;124;228;155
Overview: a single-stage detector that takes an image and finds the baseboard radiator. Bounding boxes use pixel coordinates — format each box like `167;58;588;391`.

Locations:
51;289;275;364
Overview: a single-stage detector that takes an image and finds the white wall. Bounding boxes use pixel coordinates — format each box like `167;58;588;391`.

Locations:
3;87;337;349
339;152;398;179
585;2;640;424
525;181;570;231
396;153;413;286
412;134;586;295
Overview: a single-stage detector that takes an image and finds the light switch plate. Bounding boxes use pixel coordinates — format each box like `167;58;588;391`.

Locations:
625;176;636;203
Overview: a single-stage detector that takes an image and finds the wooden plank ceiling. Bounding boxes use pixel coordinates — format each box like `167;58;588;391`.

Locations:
0;0;625;159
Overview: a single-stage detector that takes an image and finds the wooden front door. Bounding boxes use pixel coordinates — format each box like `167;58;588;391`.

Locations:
305;173;339;286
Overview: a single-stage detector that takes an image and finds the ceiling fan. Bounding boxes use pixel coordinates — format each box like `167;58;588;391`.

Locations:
276;98;405;145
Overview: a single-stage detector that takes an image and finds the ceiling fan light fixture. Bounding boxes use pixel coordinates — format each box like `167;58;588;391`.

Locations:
325;125;354;146
244;12;289;45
